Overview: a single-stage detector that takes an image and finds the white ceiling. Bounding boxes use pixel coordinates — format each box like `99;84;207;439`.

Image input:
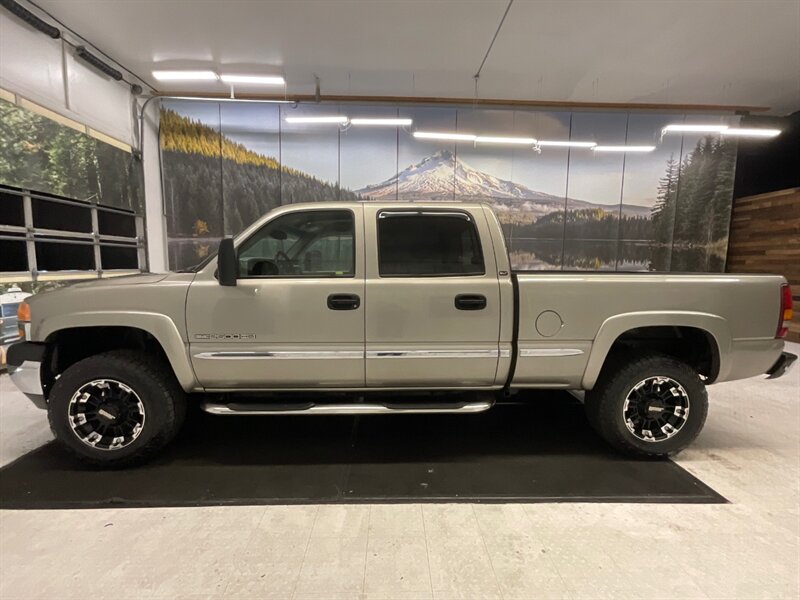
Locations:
33;0;800;114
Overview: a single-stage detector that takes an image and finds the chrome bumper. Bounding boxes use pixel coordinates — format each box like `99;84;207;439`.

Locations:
6;342;47;409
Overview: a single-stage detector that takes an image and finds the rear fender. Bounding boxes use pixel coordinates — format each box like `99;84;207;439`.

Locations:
581;311;730;389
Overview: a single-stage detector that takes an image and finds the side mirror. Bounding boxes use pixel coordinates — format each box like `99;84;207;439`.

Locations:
217;238;237;286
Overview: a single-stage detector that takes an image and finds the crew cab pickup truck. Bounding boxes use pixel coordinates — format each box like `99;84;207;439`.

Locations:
7;202;797;466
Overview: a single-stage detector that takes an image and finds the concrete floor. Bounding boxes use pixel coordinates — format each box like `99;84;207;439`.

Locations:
1;342;798;600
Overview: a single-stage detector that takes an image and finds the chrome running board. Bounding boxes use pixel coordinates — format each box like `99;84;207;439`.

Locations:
201;397;494;416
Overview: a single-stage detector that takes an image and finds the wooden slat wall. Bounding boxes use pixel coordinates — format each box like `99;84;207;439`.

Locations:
727;187;800;342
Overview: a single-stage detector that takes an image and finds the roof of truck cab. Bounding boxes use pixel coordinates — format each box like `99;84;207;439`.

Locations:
284;201;492;210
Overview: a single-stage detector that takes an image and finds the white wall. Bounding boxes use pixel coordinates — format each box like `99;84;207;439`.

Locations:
0;10;135;145
140;99;167;272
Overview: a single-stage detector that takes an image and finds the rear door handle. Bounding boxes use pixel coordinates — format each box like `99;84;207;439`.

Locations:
327;293;361;310
455;294;487;310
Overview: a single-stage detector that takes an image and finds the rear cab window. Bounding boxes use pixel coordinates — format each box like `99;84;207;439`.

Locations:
377;211;485;277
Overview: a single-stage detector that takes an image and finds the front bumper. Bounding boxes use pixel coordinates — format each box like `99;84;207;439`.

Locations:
766;352;798;379
5;342;47;409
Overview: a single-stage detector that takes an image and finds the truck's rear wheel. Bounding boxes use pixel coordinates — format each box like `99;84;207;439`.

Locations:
48;350;186;467
584;354;708;458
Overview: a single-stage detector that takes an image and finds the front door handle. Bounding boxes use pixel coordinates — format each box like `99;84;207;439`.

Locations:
455;294;487;310
327;293;361;310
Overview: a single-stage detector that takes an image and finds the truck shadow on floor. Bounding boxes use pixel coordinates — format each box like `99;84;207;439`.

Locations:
0;392;726;508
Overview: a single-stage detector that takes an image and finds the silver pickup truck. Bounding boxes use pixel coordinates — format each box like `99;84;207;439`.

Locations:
7;202;797;466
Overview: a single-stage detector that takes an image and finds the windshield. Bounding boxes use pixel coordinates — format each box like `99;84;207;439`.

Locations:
1;303;19;318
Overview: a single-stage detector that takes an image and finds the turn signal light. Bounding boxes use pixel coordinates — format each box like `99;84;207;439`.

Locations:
17;301;30;323
17;301;30;339
776;284;792;339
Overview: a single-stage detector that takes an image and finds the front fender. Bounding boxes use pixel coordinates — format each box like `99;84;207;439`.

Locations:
581;311;730;389
36;311;198;392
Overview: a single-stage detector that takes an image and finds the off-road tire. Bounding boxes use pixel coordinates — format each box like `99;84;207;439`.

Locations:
584;353;708;458
47;350;186;468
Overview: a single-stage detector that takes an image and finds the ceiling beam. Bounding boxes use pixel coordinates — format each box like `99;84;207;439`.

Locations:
155;92;770;114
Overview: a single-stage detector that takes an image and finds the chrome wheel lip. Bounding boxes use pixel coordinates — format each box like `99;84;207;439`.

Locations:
622;376;690;443
67;379;146;451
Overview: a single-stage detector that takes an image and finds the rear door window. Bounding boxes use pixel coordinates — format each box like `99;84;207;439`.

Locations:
377;212;485;277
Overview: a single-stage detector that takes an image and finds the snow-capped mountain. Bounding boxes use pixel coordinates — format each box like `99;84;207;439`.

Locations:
355;150;650;218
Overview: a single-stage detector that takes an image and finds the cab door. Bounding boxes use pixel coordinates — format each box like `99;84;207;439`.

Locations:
364;206;502;388
187;206;365;389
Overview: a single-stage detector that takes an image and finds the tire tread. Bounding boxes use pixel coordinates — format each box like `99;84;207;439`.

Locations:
47;350;186;468
585;352;708;458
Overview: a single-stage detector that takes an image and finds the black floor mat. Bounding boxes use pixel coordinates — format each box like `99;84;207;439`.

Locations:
0;393;725;508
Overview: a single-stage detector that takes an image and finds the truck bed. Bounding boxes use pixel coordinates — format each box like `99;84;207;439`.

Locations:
509;271;785;389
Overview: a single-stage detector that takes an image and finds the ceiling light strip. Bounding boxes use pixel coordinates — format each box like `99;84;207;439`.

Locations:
662;124;781;138
285;116;349;124
152;70;218;81
720;128;781;138
475;136;537;145
413;131;477;141
662;124;729;133
537;140;597;148
350;118;413;126
219;74;285;85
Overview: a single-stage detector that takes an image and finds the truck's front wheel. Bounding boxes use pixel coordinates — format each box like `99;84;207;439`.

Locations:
584;354;708;458
48;350;186;467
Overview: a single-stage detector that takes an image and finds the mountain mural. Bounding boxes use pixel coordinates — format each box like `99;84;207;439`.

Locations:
356;150;651;220
158;102;735;273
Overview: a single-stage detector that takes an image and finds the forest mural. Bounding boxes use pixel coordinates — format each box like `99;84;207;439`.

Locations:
0;99;143;213
159;101;738;272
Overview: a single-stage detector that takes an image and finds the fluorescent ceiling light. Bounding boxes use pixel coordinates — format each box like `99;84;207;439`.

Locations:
662;124;729;134
593;145;656;152
475;136;537;145
662;124;781;138
537;140;596;148
220;74;285;85
413;131;476;141
285;116;349;124
720;128;781;138
349;118;413;126
152;70;218;81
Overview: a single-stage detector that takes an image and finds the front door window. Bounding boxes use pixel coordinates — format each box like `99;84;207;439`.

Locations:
237;210;355;278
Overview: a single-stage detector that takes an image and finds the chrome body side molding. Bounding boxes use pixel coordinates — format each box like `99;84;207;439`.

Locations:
367;349;500;359
194;350;364;360
519;348;585;357
196;349;504;360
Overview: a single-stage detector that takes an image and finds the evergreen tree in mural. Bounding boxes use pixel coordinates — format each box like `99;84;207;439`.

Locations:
159;109;358;238
650;137;736;271
651;155;679;244
0;100;141;211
